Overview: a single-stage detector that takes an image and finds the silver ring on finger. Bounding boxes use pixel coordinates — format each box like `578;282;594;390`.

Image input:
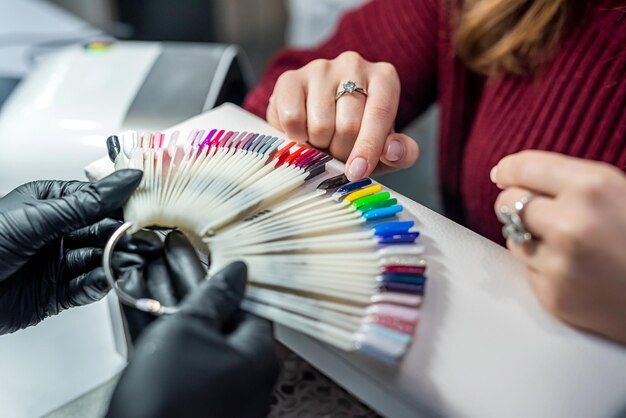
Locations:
335;80;367;101
497;194;535;245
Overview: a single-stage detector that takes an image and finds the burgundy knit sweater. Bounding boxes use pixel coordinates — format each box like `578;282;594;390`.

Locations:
244;0;626;245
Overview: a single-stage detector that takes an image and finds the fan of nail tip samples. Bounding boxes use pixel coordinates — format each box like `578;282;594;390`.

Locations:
105;129;428;364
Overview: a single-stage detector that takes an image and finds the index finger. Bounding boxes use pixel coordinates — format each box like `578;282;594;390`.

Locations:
164;231;206;298
14;180;89;200
494;151;594;197
345;67;400;181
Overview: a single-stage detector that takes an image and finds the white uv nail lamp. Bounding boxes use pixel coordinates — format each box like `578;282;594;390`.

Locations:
0;40;252;418
0;40;252;196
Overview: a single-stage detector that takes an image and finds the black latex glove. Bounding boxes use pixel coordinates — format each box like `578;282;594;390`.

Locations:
107;232;280;418
117;231;208;342
0;170;152;334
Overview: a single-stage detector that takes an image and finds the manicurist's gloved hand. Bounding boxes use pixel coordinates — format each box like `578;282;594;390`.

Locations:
0;170;158;334
116;230;209;342
107;231;280;418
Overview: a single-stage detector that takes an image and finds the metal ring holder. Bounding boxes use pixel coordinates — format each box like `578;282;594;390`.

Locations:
103;221;180;315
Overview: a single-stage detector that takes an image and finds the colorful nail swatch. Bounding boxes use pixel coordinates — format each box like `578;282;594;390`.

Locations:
106;129;428;365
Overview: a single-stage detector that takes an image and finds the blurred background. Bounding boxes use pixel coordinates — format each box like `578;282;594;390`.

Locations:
51;0;360;80
0;3;438;417
0;0;441;212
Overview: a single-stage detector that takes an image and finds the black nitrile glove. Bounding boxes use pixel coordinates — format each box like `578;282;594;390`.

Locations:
107;232;280;418
117;231;208;342
0;170;160;334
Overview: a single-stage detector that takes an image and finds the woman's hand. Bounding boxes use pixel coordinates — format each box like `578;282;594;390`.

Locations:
492;151;626;345
266;51;419;181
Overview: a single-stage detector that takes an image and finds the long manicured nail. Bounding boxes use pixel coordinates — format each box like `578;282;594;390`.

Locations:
489;166;498;183
347;157;368;181
385;140;404;162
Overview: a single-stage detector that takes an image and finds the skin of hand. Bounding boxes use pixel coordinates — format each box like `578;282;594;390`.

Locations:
266;51;419;181
107;231;280;418
492;151;626;345
0;170;162;335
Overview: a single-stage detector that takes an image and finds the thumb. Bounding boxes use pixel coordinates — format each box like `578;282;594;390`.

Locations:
379;132;419;169
179;261;247;329
27;169;142;245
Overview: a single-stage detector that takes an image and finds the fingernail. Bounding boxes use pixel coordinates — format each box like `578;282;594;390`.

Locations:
347;157;368;181
489;166;498;183
385;140;404;162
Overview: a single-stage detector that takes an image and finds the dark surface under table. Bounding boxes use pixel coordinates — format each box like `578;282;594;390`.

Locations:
270;351;383;418
44;350;382;418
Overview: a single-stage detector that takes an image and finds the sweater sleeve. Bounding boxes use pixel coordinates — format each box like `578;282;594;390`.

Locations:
243;0;439;130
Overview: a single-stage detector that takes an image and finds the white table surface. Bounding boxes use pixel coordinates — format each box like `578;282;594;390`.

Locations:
154;104;626;418
7;79;626;417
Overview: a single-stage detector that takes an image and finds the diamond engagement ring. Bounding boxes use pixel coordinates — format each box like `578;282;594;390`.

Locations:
498;194;535;245
335;80;368;100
